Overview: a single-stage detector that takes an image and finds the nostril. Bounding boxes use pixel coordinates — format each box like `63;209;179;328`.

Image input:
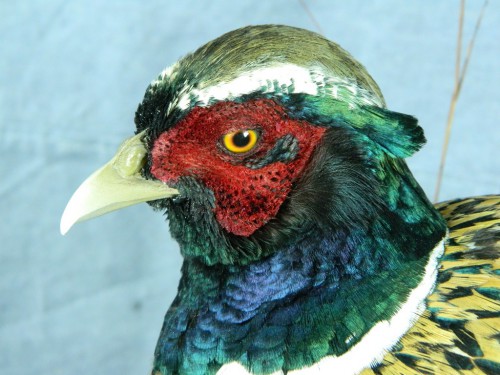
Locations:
113;131;149;178
120;144;147;176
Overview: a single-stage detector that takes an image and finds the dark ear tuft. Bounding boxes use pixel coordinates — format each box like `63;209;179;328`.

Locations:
288;95;426;159
358;106;426;158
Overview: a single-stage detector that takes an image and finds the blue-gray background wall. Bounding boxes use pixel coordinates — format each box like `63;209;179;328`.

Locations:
1;1;498;374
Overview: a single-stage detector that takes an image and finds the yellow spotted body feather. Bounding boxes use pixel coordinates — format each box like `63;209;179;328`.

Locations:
363;195;500;374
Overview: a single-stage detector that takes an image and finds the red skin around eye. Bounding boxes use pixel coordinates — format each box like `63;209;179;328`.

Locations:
151;98;325;237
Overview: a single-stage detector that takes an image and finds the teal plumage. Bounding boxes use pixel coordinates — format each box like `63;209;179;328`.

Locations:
61;25;499;374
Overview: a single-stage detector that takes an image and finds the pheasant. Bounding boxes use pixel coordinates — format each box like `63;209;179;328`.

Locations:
61;25;500;375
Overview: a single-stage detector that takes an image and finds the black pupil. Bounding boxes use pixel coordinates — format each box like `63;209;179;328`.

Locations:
233;131;251;148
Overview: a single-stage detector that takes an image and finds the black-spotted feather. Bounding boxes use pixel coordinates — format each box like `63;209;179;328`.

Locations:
364;195;500;375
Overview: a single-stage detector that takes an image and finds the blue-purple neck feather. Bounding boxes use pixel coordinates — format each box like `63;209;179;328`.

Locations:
153;217;444;374
139;93;448;374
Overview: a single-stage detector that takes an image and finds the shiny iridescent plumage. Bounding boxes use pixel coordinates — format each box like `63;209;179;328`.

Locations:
61;25;499;375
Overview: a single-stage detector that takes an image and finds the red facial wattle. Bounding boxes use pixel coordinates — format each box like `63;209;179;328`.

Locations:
151;98;325;237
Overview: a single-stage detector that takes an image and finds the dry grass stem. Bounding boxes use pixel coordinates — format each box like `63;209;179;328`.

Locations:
299;0;325;35
434;0;488;202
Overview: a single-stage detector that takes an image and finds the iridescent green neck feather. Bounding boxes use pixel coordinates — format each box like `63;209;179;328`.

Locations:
131;25;448;374
144;93;446;374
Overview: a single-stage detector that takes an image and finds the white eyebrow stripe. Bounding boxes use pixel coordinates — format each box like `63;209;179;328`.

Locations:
171;63;383;110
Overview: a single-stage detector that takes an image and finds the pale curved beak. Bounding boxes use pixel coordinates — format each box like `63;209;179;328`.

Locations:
60;130;179;235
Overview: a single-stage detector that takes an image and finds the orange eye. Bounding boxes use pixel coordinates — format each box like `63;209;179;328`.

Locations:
222;129;259;154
